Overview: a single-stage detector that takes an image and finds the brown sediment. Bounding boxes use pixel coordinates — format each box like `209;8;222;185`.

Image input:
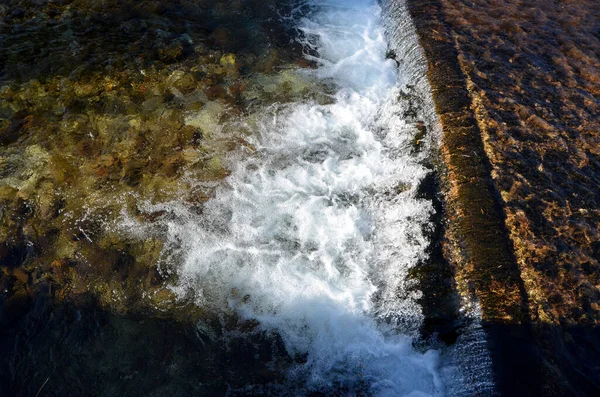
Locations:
407;0;600;394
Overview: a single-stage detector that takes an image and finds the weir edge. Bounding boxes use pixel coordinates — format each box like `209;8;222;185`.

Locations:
399;0;551;394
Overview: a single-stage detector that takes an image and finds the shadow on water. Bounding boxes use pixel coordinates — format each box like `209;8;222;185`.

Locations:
0;0;306;84
414;169;461;345
0;289;293;397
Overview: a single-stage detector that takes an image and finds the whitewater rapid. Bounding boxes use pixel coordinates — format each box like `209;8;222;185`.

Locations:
130;0;448;394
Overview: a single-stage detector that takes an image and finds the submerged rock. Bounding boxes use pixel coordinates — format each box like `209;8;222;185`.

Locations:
0;0;306;318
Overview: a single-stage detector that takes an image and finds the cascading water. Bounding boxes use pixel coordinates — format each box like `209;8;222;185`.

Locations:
123;0;477;395
380;0;496;395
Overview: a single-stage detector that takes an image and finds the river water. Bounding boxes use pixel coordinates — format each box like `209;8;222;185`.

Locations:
0;0;494;395
135;0;443;394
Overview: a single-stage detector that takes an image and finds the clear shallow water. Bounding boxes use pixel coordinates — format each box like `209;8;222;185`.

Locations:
129;0;445;394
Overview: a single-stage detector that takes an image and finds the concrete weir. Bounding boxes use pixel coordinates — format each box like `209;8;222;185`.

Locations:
404;0;600;395
381;0;545;394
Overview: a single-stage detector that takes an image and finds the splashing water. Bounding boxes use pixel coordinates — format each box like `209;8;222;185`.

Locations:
131;0;446;395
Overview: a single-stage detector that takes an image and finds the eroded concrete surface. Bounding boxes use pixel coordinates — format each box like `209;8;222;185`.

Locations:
407;0;600;395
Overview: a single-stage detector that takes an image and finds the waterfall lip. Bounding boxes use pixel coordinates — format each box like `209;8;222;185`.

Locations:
379;0;497;394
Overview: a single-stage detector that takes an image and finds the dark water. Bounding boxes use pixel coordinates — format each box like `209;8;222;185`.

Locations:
1;292;294;396
0;0;305;84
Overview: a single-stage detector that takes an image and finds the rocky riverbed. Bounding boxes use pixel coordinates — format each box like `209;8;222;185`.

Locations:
1;1;446;395
0;1;322;394
0;0;317;319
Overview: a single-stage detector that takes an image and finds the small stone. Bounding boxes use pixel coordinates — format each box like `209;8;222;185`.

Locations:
12;268;29;284
172;74;197;94
220;53;236;67
204;85;228;101
141;96;163;112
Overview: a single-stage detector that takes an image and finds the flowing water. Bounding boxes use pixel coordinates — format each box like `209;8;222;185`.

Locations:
130;0;443;394
1;0;496;395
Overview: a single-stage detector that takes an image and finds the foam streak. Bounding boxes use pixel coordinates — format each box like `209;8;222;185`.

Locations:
146;0;445;394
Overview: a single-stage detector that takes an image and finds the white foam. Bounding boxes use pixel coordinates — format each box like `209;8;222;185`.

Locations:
133;0;446;394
